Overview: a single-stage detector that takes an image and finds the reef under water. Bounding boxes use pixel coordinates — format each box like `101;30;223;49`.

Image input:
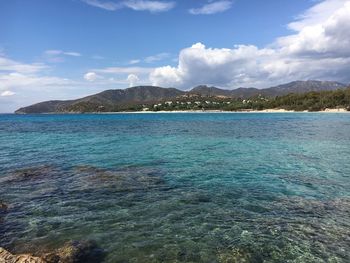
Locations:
1;113;350;262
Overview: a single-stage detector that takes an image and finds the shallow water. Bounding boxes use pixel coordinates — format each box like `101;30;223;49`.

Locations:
0;113;350;262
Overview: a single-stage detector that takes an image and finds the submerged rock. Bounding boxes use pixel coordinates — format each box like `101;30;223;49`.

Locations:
3;165;57;183
0;240;104;263
179;192;211;204
2;164;166;193
54;240;104;263
272;196;350;217
74;165;166;192
217;247;252;263
0;201;7;225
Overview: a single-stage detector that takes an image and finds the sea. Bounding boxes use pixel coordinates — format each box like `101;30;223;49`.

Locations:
0;113;350;262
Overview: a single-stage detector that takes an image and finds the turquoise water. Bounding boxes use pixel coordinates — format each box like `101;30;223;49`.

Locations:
0;113;350;262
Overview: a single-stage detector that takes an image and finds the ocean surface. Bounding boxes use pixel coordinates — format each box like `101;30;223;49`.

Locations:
0;113;350;262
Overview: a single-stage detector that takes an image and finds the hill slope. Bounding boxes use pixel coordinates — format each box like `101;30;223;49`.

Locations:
16;86;185;113
15;81;347;113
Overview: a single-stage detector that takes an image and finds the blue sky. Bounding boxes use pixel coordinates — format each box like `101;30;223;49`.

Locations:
2;0;313;71
1;0;350;112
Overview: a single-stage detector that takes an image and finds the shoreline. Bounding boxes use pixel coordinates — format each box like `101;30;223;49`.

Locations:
90;108;350;114
10;108;350;114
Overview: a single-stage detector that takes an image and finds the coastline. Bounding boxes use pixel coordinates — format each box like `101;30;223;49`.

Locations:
91;108;349;114
11;108;350;114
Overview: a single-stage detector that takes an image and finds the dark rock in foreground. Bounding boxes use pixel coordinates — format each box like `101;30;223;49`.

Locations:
0;247;46;263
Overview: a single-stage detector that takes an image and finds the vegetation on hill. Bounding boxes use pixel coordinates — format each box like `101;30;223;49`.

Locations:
15;82;350;113
61;88;350;112
266;89;350;111
131;88;350;112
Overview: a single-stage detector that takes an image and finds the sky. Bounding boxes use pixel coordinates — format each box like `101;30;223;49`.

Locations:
1;0;350;112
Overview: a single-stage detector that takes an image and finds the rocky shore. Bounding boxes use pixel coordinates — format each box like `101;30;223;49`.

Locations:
0;240;104;263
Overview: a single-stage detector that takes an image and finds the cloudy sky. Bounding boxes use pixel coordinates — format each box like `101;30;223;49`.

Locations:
1;0;350;112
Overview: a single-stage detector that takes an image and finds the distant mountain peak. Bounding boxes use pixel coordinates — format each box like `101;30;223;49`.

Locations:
190;85;232;97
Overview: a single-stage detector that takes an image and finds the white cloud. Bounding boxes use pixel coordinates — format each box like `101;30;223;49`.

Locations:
82;0;175;12
0;53;148;112
44;50;81;57
144;52;170;63
86;66;153;88
81;0;122;11
1;90;15;97
84;72;99;82
86;66;152;88
127;74;140;87
151;0;350;89
150;65;183;87
288;0;346;31
0;54;81;112
44;50;81;63
150;43;271;88
94;66;154;74
277;1;350;57
0;56;47;74
128;53;170;65
189;0;233;15
129;59;141;65
0;72;73;91
64;52;81;57
123;0;175;12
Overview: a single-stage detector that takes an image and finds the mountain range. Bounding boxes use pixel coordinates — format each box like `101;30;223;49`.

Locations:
15;80;347;113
